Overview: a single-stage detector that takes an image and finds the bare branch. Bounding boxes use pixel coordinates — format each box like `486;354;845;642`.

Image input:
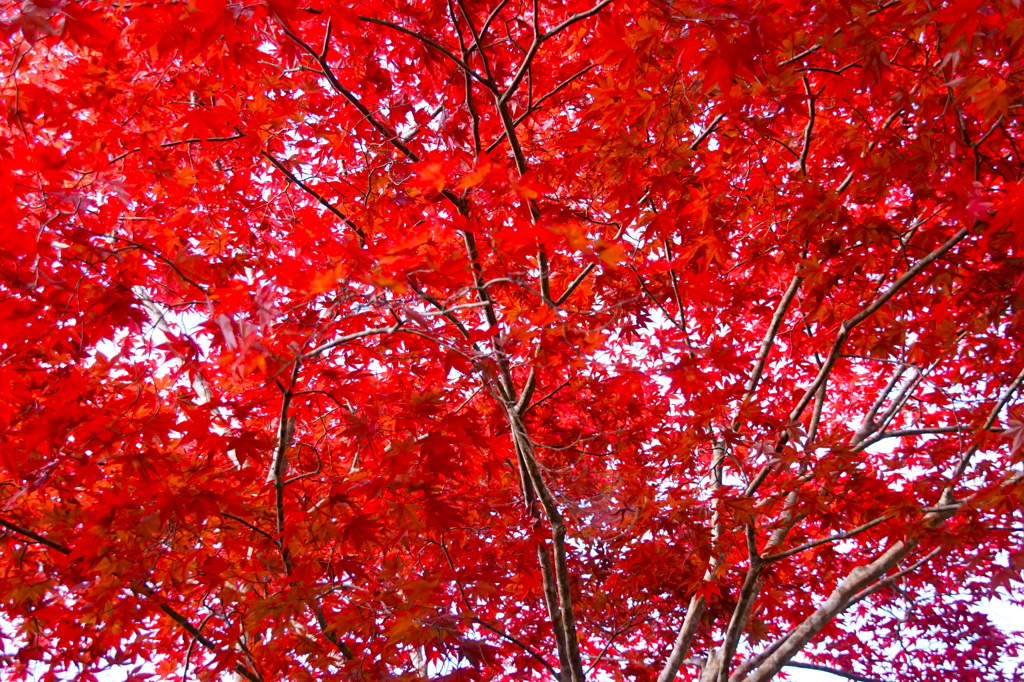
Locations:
524;379;571;415
537;541;572;678
743;541;913;682
311;602;354;659
937;364;1024;506
739;273;803;407
777;0;901;66
475;0;511;46
856;426;973;451
0;518;265;680
658;443;726;682
690;113;725;151
789;227;970;423
274;18;422;163
358;16;492;88
156;603;264;682
0;516;70;554
509;409;586;682
486;65;595;154
631;265;687;334
497;1;543;107
434;534;559;678
408;276;472;339
305;323;402;358
851;363;907;444
657;595;706;682
94;231;210;294
798;76;816;175
709;556;765;682
960;364;1024;467
555;222;626;306
260;150;367;245
542;0;615;40
455;0;498;81
836;104;908;194
515;369;538;414
268;359;302;574
157;604;218;652
108;132;246;165
762;515;890;563
221;513;275;542
785;661;890;682
478;618;561;680
849;547;943;605
807;379;827;444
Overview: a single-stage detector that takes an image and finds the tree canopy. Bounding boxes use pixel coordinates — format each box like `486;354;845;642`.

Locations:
2;0;1024;681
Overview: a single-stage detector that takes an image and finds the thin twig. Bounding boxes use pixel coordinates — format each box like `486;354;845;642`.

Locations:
305;324;403;358
763;515;890;563
738;273;803;410
785;661;889;682
798;75;816;174
0;517;70;554
359;16;491;87
221;513;275;542
541;0;616;40
789;227;970;423
260;150;367;245
524;379;571;415
690;112;725;151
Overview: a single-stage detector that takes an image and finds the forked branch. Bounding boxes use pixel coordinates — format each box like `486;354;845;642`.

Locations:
789;226;970;423
739;541;913;682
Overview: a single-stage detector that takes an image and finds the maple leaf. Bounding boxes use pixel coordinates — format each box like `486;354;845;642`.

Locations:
1005;415;1024;454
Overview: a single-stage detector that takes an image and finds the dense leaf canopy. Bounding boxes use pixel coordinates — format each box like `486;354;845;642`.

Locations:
2;1;1024;681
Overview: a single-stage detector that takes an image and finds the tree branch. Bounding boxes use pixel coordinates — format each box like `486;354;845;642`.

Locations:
953;364;1024;479
221;513;275;542
358;15;492;88
789;226;970;423
274;18;421;164
762;515;890;563
690;112;725;151
509;409;585;682
407;275;472;339
742;541;913;682
485;65;595;154
631;265;687;334
93;231;210;294
108;132;246;165
707;556;765;682
260;150;367;246
0;516;70;554
850;363;907;444
268;359;301;574
434;534;560;678
848;547;943;605
0;519;265;680
658;442;726;682
304;323;403;358
785;661;889;682
656;594;706;682
541;0;615;40
738;273;803;409
537;540;571;678
856;426;985;451
311;602;354;660
798;76;816;175
554;222;625;306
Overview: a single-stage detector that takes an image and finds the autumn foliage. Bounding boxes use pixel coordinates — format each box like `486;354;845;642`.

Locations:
2;0;1024;680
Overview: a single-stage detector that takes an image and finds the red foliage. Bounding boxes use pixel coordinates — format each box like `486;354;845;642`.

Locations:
1;1;1024;681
